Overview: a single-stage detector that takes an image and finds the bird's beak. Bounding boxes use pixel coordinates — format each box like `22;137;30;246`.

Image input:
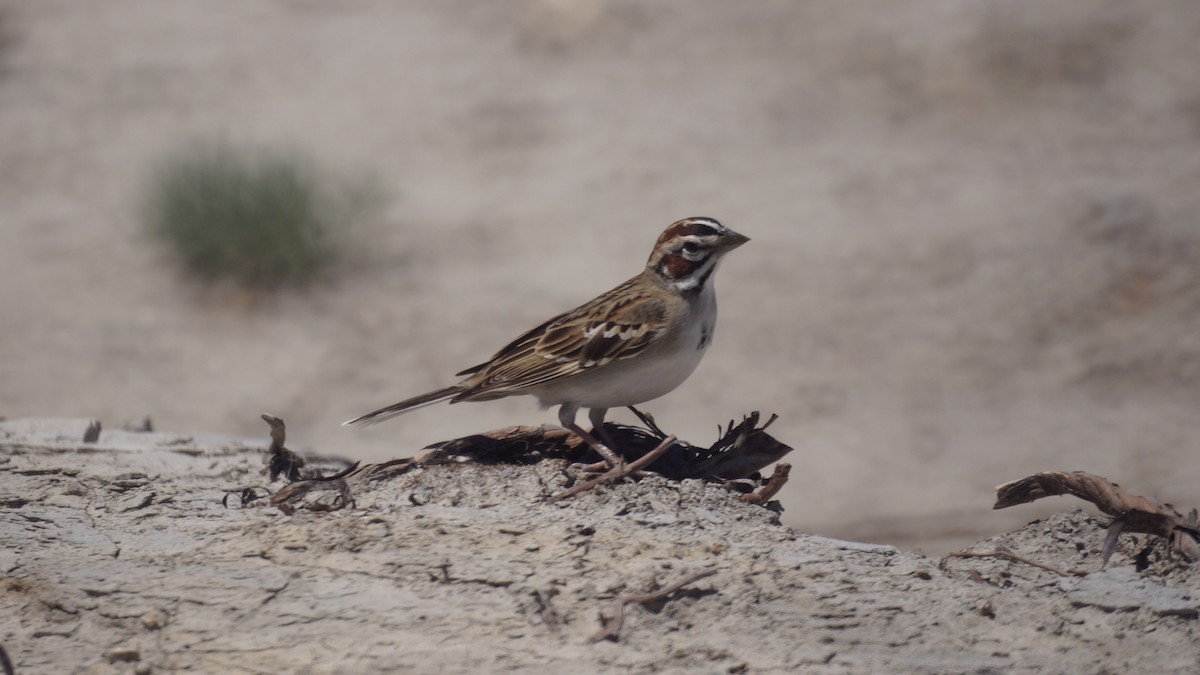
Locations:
721;230;750;251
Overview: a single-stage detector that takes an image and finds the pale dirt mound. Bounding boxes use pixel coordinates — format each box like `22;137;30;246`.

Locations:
4;1;1200;556
2;419;1198;674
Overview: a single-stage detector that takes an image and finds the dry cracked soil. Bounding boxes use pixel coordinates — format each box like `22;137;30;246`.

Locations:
2;419;1198;674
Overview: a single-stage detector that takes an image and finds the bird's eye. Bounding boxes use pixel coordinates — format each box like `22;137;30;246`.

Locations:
682;242;701;255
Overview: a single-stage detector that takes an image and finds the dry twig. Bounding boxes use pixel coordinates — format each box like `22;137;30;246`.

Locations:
269;462;360;513
740;463;791;505
589;568;718;643
697;413;786;480
627;405;668;438
261;413;306;482
262;411;791;513
268;457;419;513
221;487;269;508
995;471;1200;566
940;548;1086;577
419;411;791;484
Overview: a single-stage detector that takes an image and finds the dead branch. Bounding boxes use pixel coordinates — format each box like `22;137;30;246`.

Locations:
267;457;421;513
740;463;791;505
940;548;1087;578
589;568;718;643
691;412;788;480
219;414;310;509
260;411;791;514
269;462;360;513
260;413;306;482
349;457;419;484
222;487;269;508
416;424;578;465
420;411;792;483
627;405;668;439
994;471;1200;565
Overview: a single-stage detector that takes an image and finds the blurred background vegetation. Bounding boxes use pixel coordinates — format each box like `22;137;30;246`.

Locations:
145;142;355;291
139;140;376;290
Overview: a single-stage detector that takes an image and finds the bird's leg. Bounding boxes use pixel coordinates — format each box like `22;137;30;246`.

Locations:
558;404;624;472
588;407;620;452
596;407;662;478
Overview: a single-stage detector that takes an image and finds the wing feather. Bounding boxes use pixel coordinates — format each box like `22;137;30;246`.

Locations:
453;276;669;400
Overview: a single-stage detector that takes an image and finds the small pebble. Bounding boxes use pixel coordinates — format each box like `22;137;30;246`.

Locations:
105;646;139;663
140;609;167;630
976;600;995;618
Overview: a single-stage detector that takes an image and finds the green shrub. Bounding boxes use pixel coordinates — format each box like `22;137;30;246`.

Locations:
146;142;354;290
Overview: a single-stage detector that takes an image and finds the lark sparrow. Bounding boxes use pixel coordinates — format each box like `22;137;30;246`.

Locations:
344;216;750;468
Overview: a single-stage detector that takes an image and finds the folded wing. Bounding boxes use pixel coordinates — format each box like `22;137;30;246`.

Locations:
453;277;668;400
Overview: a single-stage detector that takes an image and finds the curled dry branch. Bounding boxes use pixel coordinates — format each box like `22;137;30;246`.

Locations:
422;409;792;503
269;461;360;514
740;463;791;506
588;568;718;643
268;458;418;513
222;414;311;508
941;548;1087;578
261;413;307;482
994;471;1200;566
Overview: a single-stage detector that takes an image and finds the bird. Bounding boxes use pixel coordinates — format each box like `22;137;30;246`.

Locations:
344;216;750;469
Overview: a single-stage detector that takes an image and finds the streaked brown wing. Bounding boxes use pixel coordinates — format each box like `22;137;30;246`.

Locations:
453;276;668;400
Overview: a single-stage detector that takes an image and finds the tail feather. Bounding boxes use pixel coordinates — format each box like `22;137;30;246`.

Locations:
343;386;461;427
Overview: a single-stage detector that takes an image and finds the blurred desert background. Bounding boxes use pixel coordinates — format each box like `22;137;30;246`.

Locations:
2;0;1198;552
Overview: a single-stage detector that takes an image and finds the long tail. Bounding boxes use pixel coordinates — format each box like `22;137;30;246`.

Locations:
342;386;461;427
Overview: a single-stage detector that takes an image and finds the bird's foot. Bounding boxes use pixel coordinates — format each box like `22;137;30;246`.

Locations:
570;459;613;474
547;434;676;503
569;444;628;475
560;424;626;473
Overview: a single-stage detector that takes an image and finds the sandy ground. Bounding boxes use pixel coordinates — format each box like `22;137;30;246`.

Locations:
2;1;1200;552
3;420;1198;673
